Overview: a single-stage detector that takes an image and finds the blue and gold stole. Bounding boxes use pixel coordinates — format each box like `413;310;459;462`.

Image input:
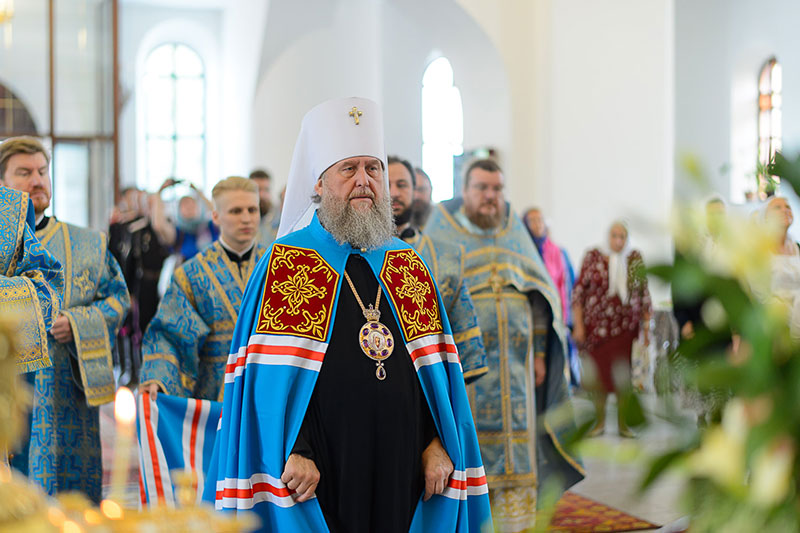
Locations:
0;187;63;372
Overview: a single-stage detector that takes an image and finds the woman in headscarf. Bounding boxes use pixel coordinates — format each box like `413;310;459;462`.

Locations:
572;221;651;437
523;207;581;387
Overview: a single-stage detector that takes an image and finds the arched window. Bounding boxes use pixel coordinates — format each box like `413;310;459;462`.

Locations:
141;43;205;192
422;57;463;202
757;57;781;199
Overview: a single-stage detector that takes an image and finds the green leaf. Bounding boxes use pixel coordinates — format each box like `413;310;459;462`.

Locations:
769;151;800;197
618;390;646;428
640;449;686;491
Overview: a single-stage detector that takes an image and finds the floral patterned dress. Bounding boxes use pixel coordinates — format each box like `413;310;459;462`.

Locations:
572;248;651;392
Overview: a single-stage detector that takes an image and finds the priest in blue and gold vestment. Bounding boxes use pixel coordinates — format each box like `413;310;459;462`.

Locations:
425;159;584;531
140;176;267;401
1;136;130;503
387;155;487;383
0;184;63;371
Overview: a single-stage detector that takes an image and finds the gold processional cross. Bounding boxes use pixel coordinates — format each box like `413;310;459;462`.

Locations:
349;106;362;125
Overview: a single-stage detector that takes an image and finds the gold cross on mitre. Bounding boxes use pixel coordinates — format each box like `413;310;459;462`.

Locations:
349;106;363;125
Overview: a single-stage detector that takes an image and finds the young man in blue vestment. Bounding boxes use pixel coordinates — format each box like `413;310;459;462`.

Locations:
139;176;267;401
205;97;492;532
1;136;130;503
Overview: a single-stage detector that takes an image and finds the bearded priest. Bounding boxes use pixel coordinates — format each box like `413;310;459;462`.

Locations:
205;97;492;533
1;136;130;503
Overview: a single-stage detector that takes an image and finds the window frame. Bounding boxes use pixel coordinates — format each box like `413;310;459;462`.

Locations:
141;42;207;192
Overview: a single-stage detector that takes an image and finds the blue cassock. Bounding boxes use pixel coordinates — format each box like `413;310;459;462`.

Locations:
204;213;492;532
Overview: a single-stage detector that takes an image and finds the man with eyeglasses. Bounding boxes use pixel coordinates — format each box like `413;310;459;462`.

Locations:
425;159;584;531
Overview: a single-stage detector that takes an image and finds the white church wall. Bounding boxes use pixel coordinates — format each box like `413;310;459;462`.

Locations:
251;0;384;186
547;0;675;290
219;0;269;178
676;0;800;203
455;0;675;305
250;0;510;200
378;0;510;176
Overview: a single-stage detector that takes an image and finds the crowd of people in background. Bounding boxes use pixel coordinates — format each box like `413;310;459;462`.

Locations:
106;159;800;445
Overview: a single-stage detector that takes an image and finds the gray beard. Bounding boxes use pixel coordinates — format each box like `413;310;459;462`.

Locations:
318;187;395;250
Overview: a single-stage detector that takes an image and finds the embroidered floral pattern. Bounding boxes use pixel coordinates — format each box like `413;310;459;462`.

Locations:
380;249;443;341
256;244;338;341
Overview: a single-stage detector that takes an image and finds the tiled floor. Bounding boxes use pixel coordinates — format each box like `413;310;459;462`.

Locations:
568;394;689;532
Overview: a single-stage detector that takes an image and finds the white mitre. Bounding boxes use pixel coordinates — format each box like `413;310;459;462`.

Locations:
277;96;388;239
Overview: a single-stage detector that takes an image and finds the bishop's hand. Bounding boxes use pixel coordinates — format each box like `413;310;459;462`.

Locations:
422;437;454;501
282;453;320;503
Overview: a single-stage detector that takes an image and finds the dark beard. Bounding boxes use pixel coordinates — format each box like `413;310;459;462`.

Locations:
393;205;413;227
317;185;395;250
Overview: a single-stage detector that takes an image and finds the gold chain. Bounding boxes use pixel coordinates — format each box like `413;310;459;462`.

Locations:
343;270;381;315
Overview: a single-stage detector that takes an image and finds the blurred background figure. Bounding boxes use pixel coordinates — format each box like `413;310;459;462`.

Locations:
248;168;279;246
411;167;433;230
152;178;218;264
670;197;730;424
108;186;169;387
523;207;581;387
572;221;651;437
150;178;218;295
760;196;800;338
672;197;726;342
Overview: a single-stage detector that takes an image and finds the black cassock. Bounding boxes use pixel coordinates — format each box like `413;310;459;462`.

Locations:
293;254;436;533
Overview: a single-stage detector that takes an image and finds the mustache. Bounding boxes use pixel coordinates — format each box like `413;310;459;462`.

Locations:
348;187;375;200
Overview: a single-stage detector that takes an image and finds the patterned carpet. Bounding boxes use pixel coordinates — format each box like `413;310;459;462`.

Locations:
549;491;659;532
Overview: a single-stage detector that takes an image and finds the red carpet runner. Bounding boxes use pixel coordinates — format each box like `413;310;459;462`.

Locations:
549;491;659;532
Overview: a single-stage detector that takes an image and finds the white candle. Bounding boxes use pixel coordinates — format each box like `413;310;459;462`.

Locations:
108;386;136;505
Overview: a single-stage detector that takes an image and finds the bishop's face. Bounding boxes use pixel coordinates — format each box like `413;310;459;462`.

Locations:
315;156;394;250
2;152;52;216
314;156;385;209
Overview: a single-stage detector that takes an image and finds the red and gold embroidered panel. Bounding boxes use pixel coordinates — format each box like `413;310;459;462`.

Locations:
255;244;339;341
379;249;443;341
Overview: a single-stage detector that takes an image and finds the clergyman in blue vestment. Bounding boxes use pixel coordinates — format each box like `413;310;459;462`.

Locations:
1;136;130;503
139;176;267;402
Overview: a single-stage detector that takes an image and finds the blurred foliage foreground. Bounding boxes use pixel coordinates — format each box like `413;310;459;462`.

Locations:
587;152;800;532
